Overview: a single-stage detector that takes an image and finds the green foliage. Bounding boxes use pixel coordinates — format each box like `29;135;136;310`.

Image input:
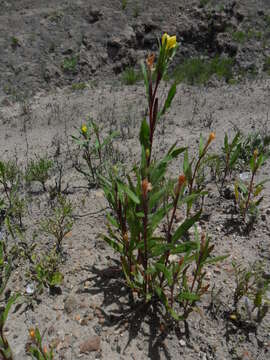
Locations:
27;249;63;295
121;0;128;10
11;37;19;49
232;31;246;44
183;133;214;215
25;157;53;192
239;132;270;168
0;160;24;227
61;57;77;73
41;196;73;253
27;327;54;360
121;67;142;85
209;132;242;191
0;241;20;359
72;120;118;186
231;262;270;325
234;149;269;222
100;36;225;320
199;0;211;7
173;56;234;85
71;82;87;91
263;57;270;75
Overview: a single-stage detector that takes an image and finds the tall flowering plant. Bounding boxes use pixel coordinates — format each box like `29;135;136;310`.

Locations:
100;34;225;320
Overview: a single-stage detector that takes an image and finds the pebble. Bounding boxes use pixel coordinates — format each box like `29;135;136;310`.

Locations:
179;339;186;347
79;336;101;353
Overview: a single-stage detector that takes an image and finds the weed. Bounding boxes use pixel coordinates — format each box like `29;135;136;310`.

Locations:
25;157;53;192
27;327;54;359
209;132;242;191
121;0;128;10
234;149;269;222
100;34;226;321
231;261;270;325
0;160;24;228
232;31;246;44
0;241;20;359
263;57;270;75
61;57;77;73
27;249;63;295
41;196;73;253
183;133;215;215
71;82;87;91
11;37;19;49
72;120;118;186
121;67;142;85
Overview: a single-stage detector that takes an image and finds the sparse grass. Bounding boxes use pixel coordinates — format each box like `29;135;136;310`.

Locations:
71;82;87;91
173;56;234;85
121;66;142;85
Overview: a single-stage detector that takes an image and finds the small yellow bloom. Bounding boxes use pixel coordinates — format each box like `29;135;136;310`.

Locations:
254;149;259;159
230;314;237;320
162;33;177;51
81;125;87;134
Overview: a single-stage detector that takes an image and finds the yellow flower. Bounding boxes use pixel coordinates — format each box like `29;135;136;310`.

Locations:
162;33;177;51
81;125;87;134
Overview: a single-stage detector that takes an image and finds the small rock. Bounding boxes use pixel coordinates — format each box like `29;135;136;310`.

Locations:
79;336;101;353
64;295;78;314
179;339;186;347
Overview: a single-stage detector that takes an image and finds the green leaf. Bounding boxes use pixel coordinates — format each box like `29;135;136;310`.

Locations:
160;83;176;117
0;293;20;327
118;183;140;205
139;118;150;150
178;291;200;302
49;272;63;286
224;133;229;153
155;263;173;286
171;212;201;244
229;144;241;168
102;235;123;254
203;254;229;265
199;134;204;157
141;61;149;100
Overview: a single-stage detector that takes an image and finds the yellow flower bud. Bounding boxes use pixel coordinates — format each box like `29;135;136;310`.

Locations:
254;149;259;159
81;125;87;134
145;148;150;159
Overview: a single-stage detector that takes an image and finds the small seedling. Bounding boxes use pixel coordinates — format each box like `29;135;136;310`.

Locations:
61;57;77;73
27;328;54;360
41;195;73;253
231;261;270;325
25;157;53;192
122;67;142;85
234;149;269;222
27;250;63;295
209;132;242;191
72;120;118;186
183;133;215;215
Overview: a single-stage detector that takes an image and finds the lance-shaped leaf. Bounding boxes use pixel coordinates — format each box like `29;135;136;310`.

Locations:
171;211;201;244
159;82;176;118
